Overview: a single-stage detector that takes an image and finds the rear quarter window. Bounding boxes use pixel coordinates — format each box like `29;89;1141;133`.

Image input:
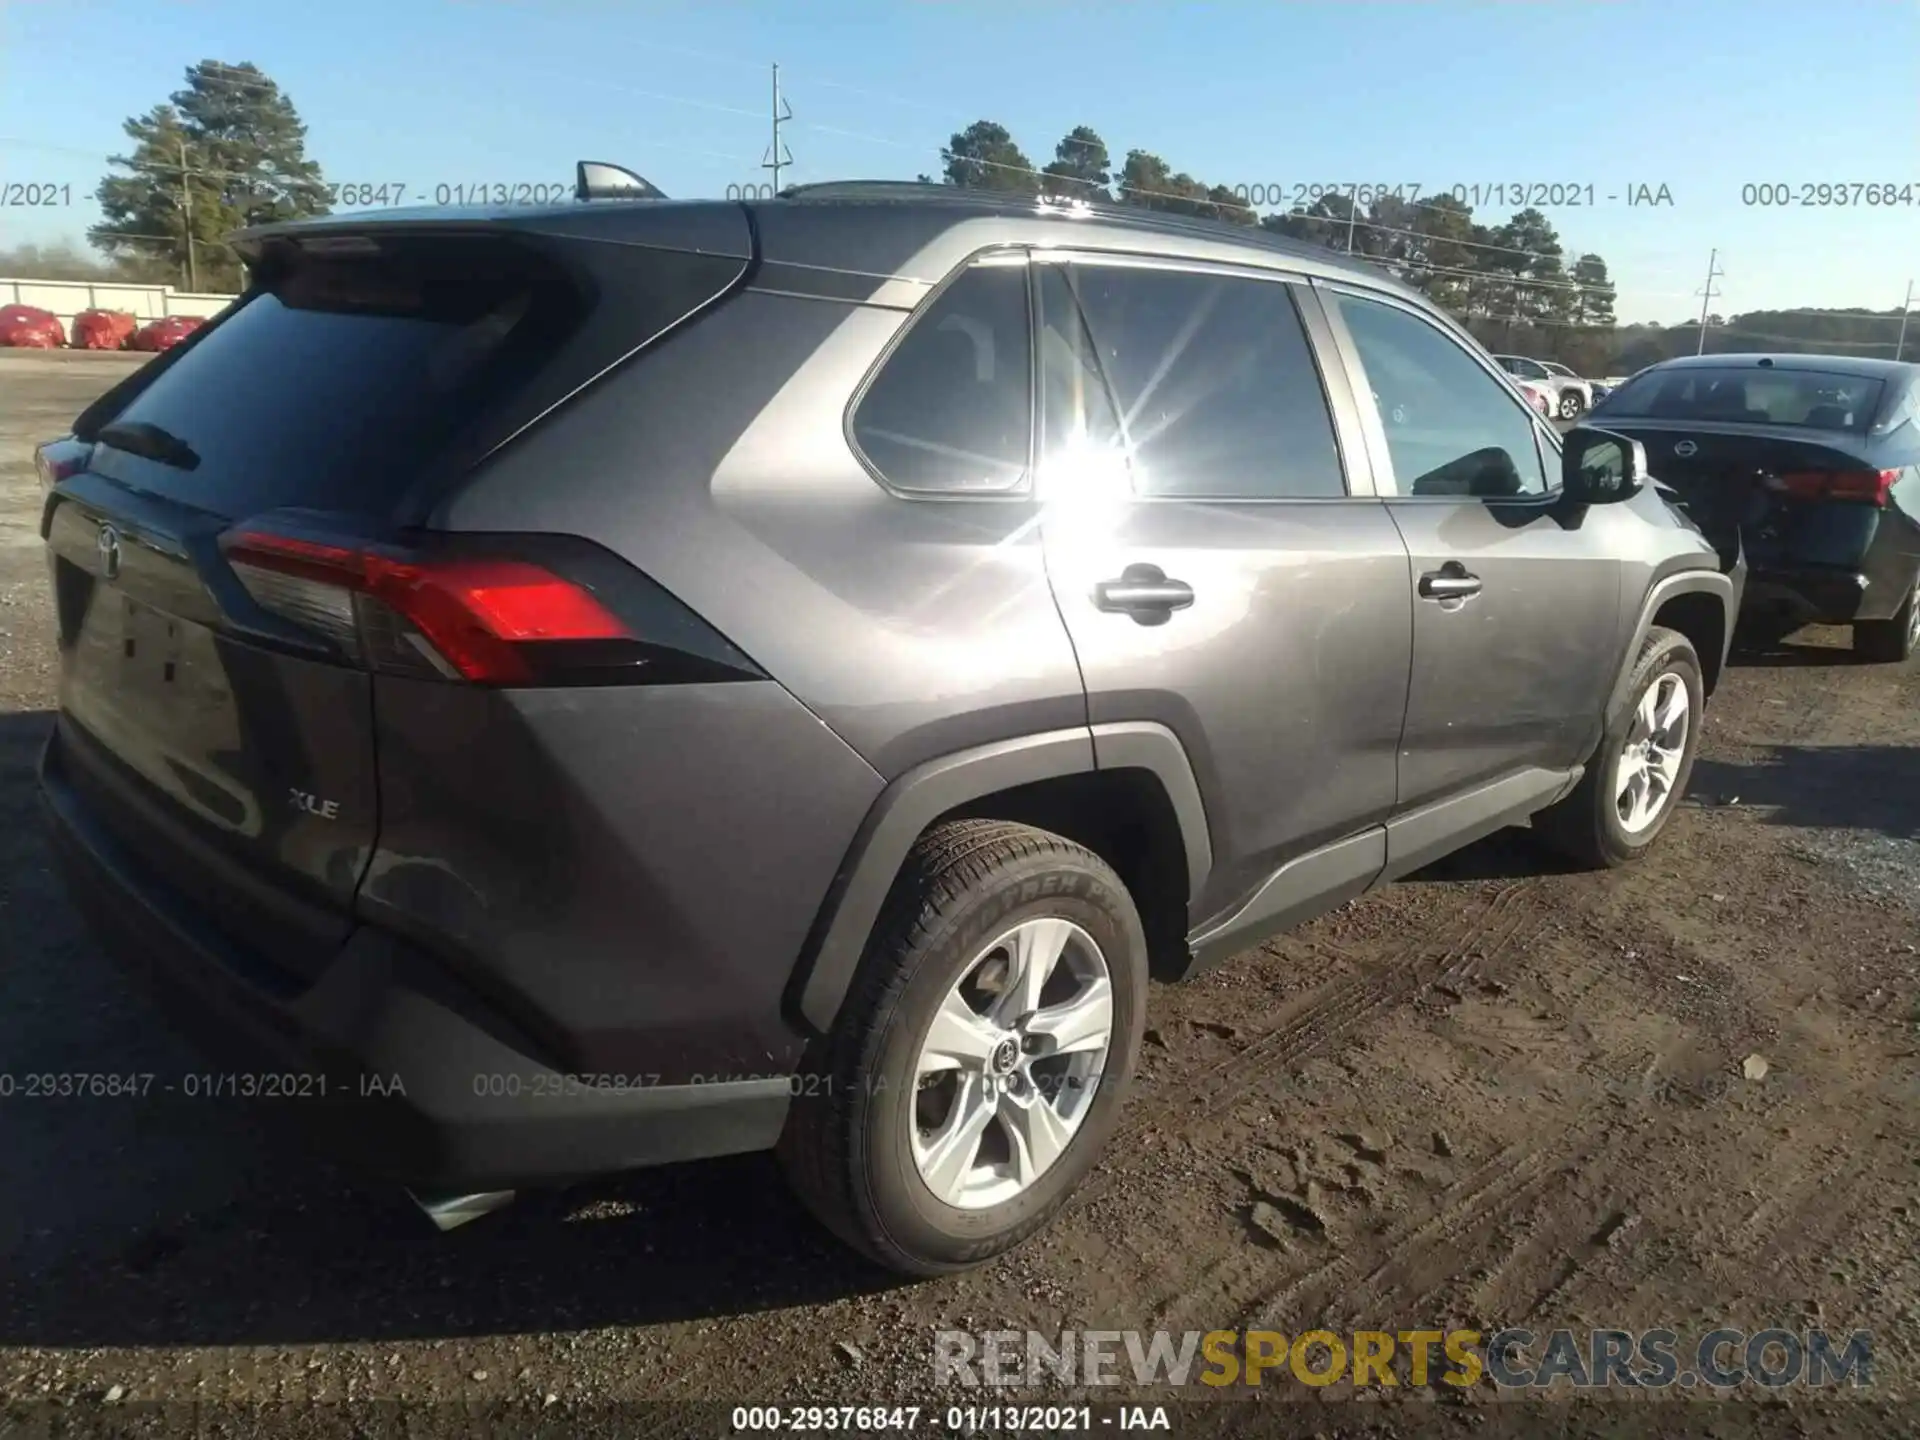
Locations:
850;261;1032;496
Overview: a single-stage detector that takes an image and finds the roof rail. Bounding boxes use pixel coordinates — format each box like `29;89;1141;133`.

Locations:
777;180;1110;214
575;161;667;202
769;177;1395;276
778;180;971;202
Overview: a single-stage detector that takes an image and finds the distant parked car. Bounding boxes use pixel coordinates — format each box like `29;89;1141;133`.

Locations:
1495;354;1592;420
0;304;65;348
72;310;138;351
1515;378;1554;419
1580;353;1920;660
130;315;207;352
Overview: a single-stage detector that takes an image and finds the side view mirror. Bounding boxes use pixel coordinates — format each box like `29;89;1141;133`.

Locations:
1561;427;1647;505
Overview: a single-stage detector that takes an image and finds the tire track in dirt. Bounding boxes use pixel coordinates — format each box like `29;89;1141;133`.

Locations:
1105;893;1564;1332
1361;1118;1676;1331
1223;1122;1632;1335
1062;877;1554;1268
1077;656;1879;1344
1121;879;1548;1145
1307;1109;1660;1333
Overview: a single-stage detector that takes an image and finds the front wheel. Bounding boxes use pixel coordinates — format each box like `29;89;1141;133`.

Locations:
1852;579;1920;663
1535;625;1704;868
1558;390;1586;420
778;819;1147;1275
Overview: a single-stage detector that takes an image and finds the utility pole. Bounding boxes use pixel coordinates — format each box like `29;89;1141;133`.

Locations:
761;63;793;195
1896;279;1914;362
1344;186;1359;254
178;139;198;292
1504;284;1526;350
1694;248;1723;354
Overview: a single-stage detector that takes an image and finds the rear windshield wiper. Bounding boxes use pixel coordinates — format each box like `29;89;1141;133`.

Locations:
97;420;201;471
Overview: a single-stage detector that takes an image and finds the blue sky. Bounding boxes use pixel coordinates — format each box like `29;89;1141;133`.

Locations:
1;0;1914;329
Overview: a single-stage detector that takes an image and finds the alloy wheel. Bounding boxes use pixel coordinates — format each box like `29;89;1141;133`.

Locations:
909;917;1113;1210
1614;671;1690;834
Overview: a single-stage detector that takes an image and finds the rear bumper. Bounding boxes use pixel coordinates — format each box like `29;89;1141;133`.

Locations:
1742;566;1880;624
38;728;791;1193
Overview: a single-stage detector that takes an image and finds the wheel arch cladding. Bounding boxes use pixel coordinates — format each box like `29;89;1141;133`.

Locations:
1612;569;1735;716
1651;590;1728;696
787;723;1212;1034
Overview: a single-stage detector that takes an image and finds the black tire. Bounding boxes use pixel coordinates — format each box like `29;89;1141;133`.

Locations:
1852;580;1920;664
1534;625;1704;869
778;819;1147;1275
1559;391;1585;420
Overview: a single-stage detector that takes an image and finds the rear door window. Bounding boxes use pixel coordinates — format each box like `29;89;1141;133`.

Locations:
1056;262;1347;499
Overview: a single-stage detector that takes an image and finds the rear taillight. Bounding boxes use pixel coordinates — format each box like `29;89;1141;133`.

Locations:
1773;469;1900;506
33;438;92;496
220;529;635;685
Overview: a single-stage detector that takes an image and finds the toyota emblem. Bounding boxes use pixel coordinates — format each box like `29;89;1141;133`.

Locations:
1673;440;1698;457
96;524;121;580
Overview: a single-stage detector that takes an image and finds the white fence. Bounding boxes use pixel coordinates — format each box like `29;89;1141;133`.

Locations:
0;276;236;336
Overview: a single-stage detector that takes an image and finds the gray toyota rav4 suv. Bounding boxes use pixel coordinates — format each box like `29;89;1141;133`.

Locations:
33;177;1739;1275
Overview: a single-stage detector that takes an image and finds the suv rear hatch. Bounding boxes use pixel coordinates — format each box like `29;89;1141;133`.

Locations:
41;207;751;983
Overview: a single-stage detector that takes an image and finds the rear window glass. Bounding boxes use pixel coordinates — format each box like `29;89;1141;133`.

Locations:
88;239;585;517
1599;366;1885;432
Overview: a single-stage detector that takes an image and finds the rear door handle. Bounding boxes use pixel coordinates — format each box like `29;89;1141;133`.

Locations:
1418;565;1482;601
1094;563;1194;625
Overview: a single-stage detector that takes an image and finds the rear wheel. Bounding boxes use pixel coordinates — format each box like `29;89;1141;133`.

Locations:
1535;626;1703;868
1852;579;1920;663
778;820;1147;1275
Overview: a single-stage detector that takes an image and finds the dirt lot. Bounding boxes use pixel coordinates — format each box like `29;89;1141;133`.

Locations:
1;350;1917;1436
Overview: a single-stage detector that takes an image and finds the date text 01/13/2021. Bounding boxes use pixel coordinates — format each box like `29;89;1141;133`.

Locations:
0;1072;405;1099
727;1405;1173;1432
1220;182;1674;209
323;182;577;208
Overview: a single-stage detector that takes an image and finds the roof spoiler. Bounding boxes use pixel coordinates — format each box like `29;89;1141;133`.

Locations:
575;161;667;202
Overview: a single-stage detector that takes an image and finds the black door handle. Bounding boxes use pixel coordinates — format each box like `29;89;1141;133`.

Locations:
1418;564;1482;601
1094;563;1194;625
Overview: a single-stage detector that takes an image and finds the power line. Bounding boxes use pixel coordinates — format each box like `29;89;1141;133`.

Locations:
3;64;1906;328
0;63;1795;288
82;60;1920;295
2;127;1906;322
178;62;1633;270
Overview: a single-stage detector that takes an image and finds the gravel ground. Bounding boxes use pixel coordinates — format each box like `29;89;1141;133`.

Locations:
1;350;1917;1439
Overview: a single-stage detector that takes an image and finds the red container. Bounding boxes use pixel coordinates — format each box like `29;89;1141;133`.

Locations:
72;309;139;350
0;304;66;348
130;315;207;352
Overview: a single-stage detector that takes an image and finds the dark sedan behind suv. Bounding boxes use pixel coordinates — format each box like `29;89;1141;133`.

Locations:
31;179;1737;1274
1588;353;1920;659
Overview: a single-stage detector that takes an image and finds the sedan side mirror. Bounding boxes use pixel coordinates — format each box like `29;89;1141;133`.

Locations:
1561;427;1647;505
